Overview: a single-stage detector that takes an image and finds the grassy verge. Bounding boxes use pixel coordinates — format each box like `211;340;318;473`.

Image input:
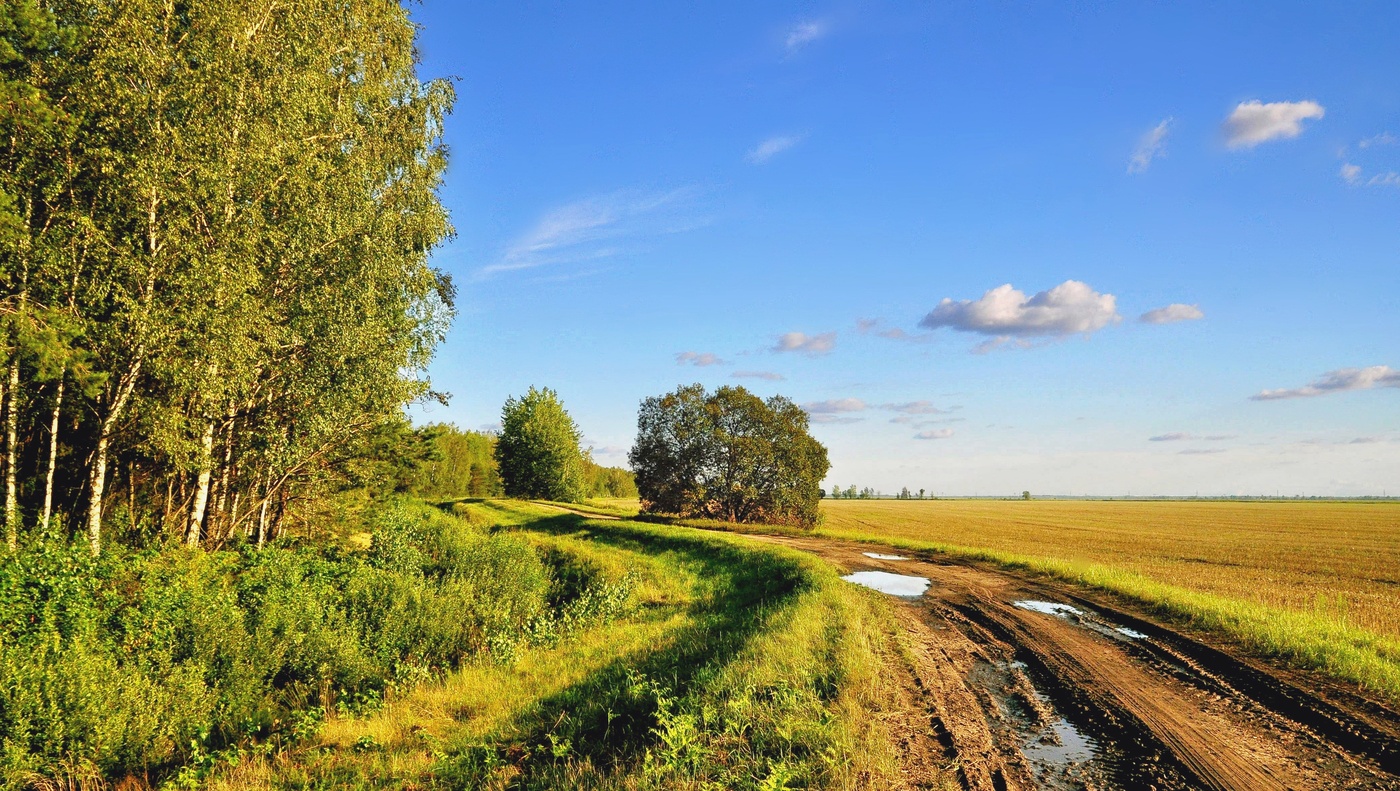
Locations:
207;501;945;790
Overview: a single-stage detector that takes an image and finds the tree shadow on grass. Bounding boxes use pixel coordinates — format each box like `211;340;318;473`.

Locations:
431;511;814;789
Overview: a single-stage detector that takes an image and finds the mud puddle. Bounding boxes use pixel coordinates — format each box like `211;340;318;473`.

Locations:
970;659;1117;790
862;551;910;560
842;570;930;597
1015;600;1153;645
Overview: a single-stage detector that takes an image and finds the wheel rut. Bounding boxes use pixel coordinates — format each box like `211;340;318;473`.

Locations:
743;533;1400;791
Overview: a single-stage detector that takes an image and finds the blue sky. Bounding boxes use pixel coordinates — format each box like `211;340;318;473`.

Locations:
409;1;1399;497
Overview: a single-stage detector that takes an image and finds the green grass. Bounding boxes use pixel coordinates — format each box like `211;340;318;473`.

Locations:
207;501;942;790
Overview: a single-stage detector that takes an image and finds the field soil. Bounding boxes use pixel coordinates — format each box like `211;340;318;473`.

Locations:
745;532;1400;791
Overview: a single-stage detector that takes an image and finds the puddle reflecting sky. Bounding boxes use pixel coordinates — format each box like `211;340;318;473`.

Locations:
1013;600;1084;617
1023;714;1099;766
862;552;910;561
842;571;930;597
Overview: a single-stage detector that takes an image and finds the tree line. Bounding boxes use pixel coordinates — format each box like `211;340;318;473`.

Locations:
0;1;455;554
827;486;935;499
408;417;636;502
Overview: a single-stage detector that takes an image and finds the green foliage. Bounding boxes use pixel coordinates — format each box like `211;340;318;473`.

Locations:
400;422;636;502
0;0;457;553
495;387;587;503
402;423;503;499
630;384;830;526
0;500;634;784
582;455;639;499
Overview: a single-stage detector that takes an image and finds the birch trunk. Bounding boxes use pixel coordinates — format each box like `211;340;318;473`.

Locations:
186;419;215;546
212;408;235;535
87;359;142;556
256;489;270;549
4;353;19;550
0;372;7;552
40;374;64;533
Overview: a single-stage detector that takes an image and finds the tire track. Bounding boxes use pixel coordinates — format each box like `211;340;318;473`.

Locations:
742;533;1400;791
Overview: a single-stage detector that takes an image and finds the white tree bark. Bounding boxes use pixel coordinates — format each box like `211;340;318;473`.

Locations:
4;353;19;550
40;374;64;534
186;419;215;547
87;359;141;556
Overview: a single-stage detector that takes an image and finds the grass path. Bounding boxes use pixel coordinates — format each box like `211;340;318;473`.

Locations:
208;502;947;790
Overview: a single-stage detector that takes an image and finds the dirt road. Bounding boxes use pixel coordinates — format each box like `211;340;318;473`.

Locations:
744;533;1400;791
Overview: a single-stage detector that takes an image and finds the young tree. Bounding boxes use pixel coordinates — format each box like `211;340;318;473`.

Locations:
495;387;586;502
630;384;829;526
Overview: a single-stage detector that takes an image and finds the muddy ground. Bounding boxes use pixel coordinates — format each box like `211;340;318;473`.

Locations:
744;533;1400;791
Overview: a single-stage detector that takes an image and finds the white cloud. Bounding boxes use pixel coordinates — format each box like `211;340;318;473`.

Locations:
773;331;837;355
585;442;629;458
914;429;955;440
883;401;948;415
481;188;699;276
676;351;725;367
855;318;928;342
1128;118;1172;174
919;280;1120;351
1340;162;1400;187
1180;449;1226;455
809;414;863;425
785;20;828;54
747;135;803;164
732;370;785;381
1149;433;1193;442
803;398;867;414
1359;132;1398;149
1251;366;1400;400
1223;100;1325;149
1139;303;1204;324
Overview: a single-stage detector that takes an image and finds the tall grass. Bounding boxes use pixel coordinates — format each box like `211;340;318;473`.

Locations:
0;500;632;789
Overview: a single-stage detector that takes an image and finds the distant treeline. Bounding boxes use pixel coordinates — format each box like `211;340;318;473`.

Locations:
827;486;933;499
408;423;636;501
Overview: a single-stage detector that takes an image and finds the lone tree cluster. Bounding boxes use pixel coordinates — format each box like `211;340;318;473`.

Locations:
629;384;830;527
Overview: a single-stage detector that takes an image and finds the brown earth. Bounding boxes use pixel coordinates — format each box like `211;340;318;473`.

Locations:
743;533;1400;791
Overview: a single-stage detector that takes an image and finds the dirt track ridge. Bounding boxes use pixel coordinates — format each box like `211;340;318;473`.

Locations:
743;533;1400;791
